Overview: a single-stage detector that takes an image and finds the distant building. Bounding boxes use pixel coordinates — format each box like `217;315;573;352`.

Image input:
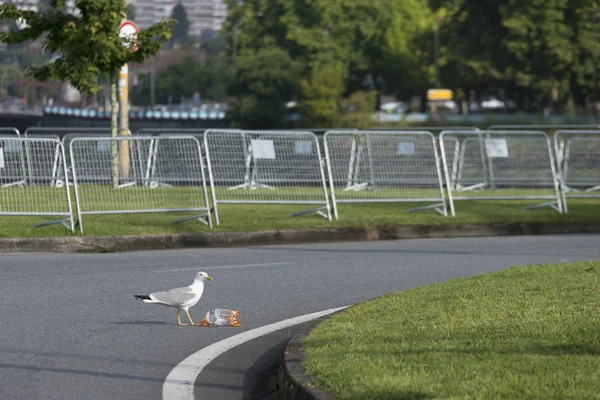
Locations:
2;0;77;15
4;0;228;39
2;0;38;12
179;0;227;37
130;0;174;32
130;0;227;39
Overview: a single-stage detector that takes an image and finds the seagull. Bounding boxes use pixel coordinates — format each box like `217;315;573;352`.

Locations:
134;271;213;326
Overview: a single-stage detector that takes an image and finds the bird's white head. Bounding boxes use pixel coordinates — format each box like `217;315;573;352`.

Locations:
196;271;213;282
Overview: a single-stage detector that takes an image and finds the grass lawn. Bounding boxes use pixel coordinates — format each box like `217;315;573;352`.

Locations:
302;261;600;400
0;184;598;237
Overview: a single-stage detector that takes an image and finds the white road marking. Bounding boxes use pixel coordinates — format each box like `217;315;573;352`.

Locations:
157;262;292;273
162;306;349;400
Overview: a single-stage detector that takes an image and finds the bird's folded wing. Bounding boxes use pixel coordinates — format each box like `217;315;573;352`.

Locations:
150;288;196;306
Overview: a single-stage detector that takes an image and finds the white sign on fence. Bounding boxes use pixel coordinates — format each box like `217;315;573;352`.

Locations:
97;141;111;153
397;142;415;155
252;139;276;159
295;140;313;154
485;139;509;158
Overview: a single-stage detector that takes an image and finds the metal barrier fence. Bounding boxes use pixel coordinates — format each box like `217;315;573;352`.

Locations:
137;129;211;185
0;137;74;230
25;128;134;187
488;125;600;141
489;124;600;132
440;130;563;216
137;128;209;136
24;127;127;140
204;129;331;224
0;128;26;187
59;130;143;187
554;130;600;213
258;128;357;155
324;131;447;219
69;136;212;232
373;126;481;133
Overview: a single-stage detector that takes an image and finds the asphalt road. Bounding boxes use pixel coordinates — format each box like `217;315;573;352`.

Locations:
1;234;600;400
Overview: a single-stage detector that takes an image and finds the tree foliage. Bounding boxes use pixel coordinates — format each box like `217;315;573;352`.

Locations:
171;2;189;45
230;45;302;129
132;56;235;105
299;62;346;128
434;0;600;111
0;0;173;94
0;0;173;188
126;4;135;22
220;0;600;125
223;0;393;127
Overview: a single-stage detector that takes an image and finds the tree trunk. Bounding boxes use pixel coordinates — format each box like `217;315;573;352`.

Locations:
110;71;119;189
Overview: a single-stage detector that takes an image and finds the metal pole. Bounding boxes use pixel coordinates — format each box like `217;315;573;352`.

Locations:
150;64;156;108
434;23;439;88
594;12;598;119
232;28;237;62
118;63;130;177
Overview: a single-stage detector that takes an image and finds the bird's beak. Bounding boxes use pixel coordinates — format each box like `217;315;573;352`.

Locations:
206;276;213;281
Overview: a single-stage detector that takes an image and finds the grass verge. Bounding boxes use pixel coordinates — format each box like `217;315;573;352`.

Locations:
302;261;600;400
0;198;599;237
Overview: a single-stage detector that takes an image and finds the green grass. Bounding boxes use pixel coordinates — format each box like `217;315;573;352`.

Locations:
0;184;598;237
303;261;600;400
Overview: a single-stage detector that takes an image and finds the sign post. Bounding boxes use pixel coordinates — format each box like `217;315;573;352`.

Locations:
118;20;139;177
427;89;453;119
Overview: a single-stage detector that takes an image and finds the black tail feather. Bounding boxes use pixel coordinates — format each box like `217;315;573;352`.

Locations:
134;295;151;300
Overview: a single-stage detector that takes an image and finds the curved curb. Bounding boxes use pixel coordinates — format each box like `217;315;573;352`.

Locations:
277;312;344;400
1;221;600;253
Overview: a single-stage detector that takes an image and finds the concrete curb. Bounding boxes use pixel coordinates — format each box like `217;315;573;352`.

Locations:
1;221;600;253
277;313;344;400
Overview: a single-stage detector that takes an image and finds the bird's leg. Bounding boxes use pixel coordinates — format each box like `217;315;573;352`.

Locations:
186;310;198;326
177;309;189;326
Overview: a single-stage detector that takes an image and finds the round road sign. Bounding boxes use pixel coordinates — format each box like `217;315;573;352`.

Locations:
119;20;139;52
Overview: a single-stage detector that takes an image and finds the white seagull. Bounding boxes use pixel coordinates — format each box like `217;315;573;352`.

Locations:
134;271;213;326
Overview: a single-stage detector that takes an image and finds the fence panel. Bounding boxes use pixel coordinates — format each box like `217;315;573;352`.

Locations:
25;128;134;188
204;129;331;224
488;124;600;140
24;127;125;140
0;128;26;187
440;130;562;216
61;130;147;188
137;129;211;183
324;131;447;219
70;136;211;232
554;130;600;212
0;137;74;230
372;126;481;133
137;128;209;136
489;124;600;132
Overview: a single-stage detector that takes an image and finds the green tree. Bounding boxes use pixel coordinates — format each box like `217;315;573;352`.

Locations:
230;46;301;129
430;0;509;110
131;56;235;105
299;62;345;127
563;0;600;113
377;0;434;99
171;2;189;45
126;4;135;22
431;0;588;113
0;0;173;187
223;0;398;127
339;90;378;129
500;0;575;111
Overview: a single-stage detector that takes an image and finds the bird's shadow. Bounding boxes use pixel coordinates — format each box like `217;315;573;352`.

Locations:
112;320;172;326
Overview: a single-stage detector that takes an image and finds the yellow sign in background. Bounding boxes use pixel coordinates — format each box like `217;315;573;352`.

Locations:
427;89;453;101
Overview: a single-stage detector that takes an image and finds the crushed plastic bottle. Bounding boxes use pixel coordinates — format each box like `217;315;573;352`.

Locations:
199;308;241;327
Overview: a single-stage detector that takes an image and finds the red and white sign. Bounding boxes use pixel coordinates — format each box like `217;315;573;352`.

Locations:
119;20;139;52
